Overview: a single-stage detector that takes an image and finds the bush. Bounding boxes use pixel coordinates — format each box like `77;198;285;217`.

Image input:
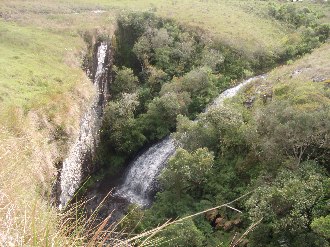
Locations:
111;66;140;98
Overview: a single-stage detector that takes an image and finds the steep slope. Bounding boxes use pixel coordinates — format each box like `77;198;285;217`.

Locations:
0;0;329;245
132;41;330;246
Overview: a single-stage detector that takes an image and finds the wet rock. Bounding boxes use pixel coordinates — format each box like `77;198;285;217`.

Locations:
291;67;310;78
262;91;273;104
215;216;242;231
215;217;226;229
291;69;303;77
312;76;326;82
240;239;249;246
58;42;111;209
233;217;242;226
205;209;218;221
243;96;255;108
223;221;234;231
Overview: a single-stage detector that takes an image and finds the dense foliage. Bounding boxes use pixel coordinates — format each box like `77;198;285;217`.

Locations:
97;12;253;172
125;78;329;246
98;7;329;173
97;8;330;247
268;3;330;61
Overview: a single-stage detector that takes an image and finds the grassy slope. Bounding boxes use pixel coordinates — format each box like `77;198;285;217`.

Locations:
0;0;329;245
0;22;81;111
240;41;330;106
0;5;96;245
80;0;288;57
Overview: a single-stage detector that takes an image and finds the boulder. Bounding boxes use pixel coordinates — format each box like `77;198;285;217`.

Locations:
205;209;218;221
214;217;226;229
223;221;234;231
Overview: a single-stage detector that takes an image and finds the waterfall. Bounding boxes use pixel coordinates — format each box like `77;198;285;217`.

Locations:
116;137;176;206
116;74;265;206
59;42;108;209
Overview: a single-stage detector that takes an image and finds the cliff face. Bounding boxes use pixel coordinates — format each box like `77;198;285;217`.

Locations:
54;40;112;208
80;40;113;179
0;33;99;245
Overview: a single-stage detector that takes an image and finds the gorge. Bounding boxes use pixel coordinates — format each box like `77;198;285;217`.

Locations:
114;74;266;207
1;0;329;245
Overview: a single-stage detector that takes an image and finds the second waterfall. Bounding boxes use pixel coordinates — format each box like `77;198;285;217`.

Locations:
115;75;265;207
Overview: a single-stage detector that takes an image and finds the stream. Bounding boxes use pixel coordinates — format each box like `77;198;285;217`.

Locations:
82;74;266;224
113;74;266;207
58;41;265;216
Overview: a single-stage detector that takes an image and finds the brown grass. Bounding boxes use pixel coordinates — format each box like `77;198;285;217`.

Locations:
0;0;329;245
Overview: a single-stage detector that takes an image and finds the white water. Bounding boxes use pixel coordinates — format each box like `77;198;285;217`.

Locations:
59;43;108;209
116;137;175;206
116;75;265;206
206;74;266;111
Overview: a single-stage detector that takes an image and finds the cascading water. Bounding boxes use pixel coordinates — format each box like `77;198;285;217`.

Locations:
116;74;266;206
116;137;176;206
206;74;265;111
59;42;108;209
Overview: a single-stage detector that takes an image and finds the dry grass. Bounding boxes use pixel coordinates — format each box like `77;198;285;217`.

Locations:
0;189;252;246
0;0;329;245
0;93;95;245
0;20;96;247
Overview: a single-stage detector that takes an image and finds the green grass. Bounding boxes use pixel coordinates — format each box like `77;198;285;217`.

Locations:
0;0;329;245
3;0;328;58
64;0;289;57
239;41;330;111
0;8;95;246
0;21;83;110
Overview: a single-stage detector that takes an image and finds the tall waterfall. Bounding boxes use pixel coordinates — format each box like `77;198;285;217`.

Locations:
59;43;108;209
116;75;265;206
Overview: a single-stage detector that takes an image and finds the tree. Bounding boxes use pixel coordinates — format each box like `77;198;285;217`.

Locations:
133;35;152;67
145;65;168;96
311;215;330;240
151;28;173;49
201;48;224;72
173;102;246;158
160;148;214;198
173;114;218;152
102;93;145;155
160;67;219;116
140;91;191;141
204;104;246;155
157;219;205;247
246;161;329;246
247;100;330;167
110;66;139;98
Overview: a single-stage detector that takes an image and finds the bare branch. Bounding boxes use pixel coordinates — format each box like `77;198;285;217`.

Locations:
230;218;263;247
118;191;254;246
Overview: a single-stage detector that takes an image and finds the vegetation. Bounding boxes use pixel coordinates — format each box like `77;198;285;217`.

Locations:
98;2;329;175
119;42;330;246
0;0;329;245
0;19;95;246
96;6;329;246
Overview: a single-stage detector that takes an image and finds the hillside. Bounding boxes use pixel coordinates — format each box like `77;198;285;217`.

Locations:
0;0;329;246
115;41;330;247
